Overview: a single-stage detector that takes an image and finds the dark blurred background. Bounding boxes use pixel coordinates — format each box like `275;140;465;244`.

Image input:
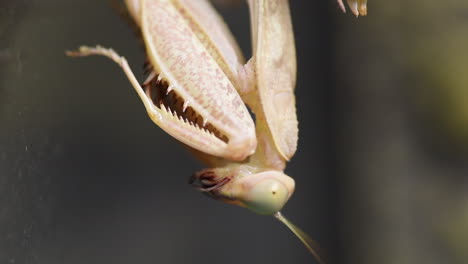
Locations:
1;0;468;264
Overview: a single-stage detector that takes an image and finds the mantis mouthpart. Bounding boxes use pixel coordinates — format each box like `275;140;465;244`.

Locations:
66;0;363;262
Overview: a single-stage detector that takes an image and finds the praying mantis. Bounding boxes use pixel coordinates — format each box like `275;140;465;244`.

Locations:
67;0;367;262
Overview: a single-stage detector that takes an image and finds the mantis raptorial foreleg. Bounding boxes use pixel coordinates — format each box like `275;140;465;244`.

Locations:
67;46;154;114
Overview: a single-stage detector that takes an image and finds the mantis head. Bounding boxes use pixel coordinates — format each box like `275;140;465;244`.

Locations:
231;170;295;215
227;170;294;215
191;168;294;215
191;168;323;263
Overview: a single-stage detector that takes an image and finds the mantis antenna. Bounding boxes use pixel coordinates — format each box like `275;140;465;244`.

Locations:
274;212;325;264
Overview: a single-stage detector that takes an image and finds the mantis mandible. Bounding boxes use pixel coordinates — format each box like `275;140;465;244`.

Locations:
67;0;367;262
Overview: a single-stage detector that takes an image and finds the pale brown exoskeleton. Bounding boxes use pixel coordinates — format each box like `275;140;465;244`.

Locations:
337;0;368;16
67;0;366;262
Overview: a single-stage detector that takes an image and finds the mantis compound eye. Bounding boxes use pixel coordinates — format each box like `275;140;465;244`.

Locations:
235;171;295;215
244;179;290;215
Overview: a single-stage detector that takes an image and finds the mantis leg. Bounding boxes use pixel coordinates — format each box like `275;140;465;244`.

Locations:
67;45;155;114
67;46;252;161
338;0;368;16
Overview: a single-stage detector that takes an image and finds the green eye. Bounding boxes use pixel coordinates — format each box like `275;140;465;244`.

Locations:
243;179;290;215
